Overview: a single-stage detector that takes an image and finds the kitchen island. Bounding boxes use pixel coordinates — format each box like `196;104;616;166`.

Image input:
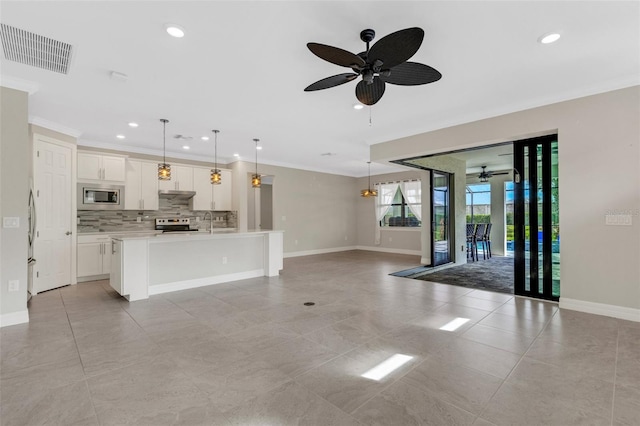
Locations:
110;230;283;301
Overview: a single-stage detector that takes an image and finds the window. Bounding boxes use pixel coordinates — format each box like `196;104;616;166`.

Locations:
466;183;491;223
377;181;421;227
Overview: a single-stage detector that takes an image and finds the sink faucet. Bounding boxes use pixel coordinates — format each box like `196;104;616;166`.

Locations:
202;211;213;234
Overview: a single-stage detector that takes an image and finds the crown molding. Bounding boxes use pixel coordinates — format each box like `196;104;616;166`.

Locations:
29;116;83;138
0;76;39;95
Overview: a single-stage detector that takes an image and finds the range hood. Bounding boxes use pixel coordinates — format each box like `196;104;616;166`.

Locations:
158;190;196;200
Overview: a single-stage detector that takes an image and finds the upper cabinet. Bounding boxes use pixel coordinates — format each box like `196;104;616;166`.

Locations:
191;167;232;211
125;160;159;210
78;152;126;182
158;164;193;191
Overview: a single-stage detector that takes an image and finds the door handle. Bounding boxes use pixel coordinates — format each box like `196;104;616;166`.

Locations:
65;231;72;235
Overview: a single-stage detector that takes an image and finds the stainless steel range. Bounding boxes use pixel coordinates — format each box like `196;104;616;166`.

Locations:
155;218;195;233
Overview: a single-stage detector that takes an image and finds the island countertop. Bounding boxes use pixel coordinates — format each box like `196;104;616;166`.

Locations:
110;230;283;301
112;229;277;242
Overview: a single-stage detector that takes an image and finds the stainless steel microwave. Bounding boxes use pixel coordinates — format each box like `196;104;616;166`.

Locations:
78;183;125;210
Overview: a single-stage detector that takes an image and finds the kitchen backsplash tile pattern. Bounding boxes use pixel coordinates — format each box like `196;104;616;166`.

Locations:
78;197;237;233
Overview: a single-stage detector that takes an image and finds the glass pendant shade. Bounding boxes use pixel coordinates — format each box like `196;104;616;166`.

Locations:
158;163;171;180
361;161;377;197
210;169;221;184
158;118;171;180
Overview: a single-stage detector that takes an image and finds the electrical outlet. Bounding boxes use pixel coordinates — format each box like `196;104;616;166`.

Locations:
136;216;142;223
294;239;298;245
388;237;393;242
222;256;228;264
8;280;19;292
344;235;348;241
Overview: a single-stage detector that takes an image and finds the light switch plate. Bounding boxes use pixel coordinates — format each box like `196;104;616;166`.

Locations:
8;280;19;292
605;214;632;226
3;217;19;228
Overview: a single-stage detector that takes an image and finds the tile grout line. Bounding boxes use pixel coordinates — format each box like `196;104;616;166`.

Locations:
475;303;560;421
610;325;621;426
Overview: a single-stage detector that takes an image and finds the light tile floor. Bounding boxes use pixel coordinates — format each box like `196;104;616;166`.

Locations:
1;251;639;425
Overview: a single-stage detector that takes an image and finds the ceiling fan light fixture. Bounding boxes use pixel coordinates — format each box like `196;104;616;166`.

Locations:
158;118;171;180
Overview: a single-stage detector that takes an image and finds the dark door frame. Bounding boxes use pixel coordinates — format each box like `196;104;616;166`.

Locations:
513;134;558;301
431;170;453;266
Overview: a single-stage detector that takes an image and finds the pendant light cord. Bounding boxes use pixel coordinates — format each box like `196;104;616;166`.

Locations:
213;130;219;171
254;138;259;176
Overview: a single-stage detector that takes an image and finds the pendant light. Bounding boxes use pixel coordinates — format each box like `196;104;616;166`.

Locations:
210;129;221;184
361;161;378;197
157;119;171;180
251;138;261;188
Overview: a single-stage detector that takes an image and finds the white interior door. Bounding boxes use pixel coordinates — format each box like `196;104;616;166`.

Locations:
34;139;73;293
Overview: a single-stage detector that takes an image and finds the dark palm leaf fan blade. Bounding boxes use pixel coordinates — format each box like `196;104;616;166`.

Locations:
304;73;359;91
491;171;510;175
380;62;442;86
356;77;385;105
367;27;424;70
307;43;366;68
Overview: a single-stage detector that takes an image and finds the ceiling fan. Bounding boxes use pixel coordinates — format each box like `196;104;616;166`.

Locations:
304;27;442;105
478;166;510;182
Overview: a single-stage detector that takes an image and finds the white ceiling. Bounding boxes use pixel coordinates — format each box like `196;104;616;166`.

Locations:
1;1;638;177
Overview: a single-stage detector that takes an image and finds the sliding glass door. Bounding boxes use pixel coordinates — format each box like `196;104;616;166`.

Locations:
513;135;560;301
432;171;452;266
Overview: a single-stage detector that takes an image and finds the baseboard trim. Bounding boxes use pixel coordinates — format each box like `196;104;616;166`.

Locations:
559;298;640;322
356;246;422;256
0;310;29;328
148;270;265;296
284;246;358;258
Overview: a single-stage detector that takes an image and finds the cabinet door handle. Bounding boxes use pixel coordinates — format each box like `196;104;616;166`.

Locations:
98;168;101;179
111;240;116;254
142;199;145;210
99;244;102;255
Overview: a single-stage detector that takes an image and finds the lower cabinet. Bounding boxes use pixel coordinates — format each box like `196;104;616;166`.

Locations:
77;235;112;280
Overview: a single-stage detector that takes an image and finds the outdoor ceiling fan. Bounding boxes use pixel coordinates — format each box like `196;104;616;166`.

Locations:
304;27;442;105
478;166;509;182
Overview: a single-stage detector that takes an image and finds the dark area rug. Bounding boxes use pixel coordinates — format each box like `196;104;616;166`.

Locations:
412;256;514;294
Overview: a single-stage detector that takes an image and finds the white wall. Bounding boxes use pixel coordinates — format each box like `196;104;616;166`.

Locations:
371;86;640;317
0;87;30;326
231;161;358;255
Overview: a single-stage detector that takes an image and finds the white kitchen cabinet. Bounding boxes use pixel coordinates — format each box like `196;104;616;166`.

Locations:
77;234;112;280
190;167;232;211
158;164;193;191
125;160;159;210
213;169;232;210
78;152;126;182
191;167;213;210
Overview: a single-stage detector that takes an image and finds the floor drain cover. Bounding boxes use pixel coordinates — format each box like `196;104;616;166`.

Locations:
303;302;315;306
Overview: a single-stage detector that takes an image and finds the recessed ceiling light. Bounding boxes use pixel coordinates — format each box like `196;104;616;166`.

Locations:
182;145;190;150
128;122;138;128
116;134;125;139
201;136;209;141
233;153;240;157
165;24;185;38
353;104;364;110
538;32;561;44
256;146;262;150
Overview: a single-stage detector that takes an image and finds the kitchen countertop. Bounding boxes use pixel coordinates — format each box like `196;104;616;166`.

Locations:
112;229;277;242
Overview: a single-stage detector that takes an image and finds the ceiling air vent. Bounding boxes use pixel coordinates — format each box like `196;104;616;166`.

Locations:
0;23;73;74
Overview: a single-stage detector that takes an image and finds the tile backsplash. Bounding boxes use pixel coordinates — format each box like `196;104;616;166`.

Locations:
78;197;237;233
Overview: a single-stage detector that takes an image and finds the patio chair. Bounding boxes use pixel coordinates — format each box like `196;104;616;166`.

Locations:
474;223;487;260
466;223;477;261
483;223;493;258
